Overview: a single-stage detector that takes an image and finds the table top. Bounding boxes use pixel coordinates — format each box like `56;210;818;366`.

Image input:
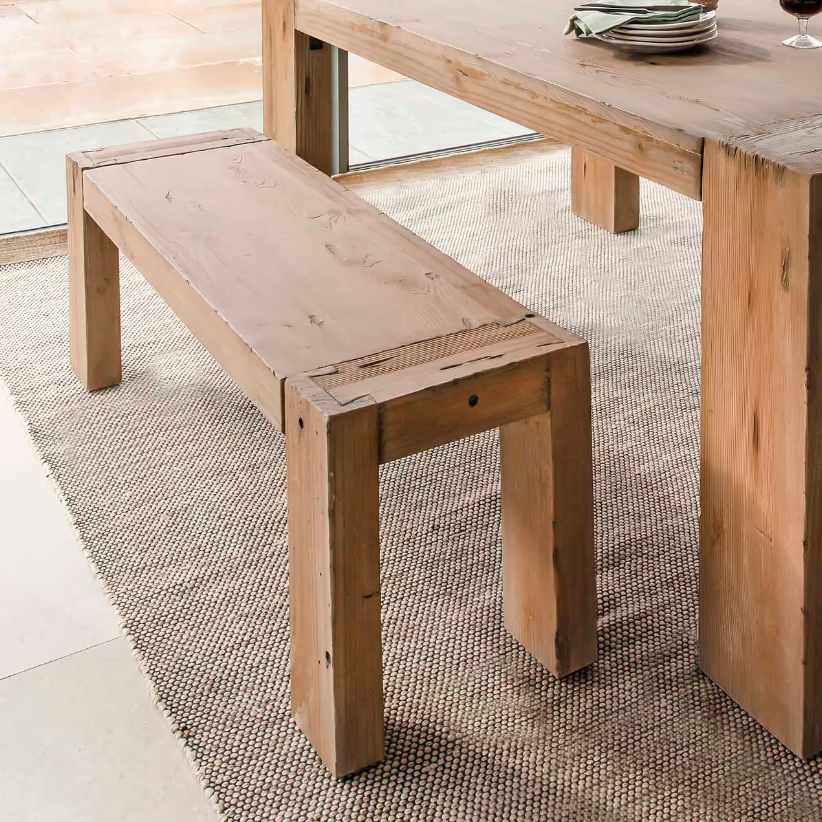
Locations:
296;0;822;194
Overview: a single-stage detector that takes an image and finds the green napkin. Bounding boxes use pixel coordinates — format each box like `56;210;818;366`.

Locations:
564;1;704;37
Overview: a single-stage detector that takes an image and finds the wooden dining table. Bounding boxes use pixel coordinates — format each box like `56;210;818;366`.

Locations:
261;0;822;759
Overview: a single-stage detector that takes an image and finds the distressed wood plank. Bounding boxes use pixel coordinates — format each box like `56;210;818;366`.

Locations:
74;133;599;778
315;319;586;465
73;129;265;169
84;138;524;380
700;119;822;758
67;154;121;391
263;0;337;173
571;148;640;234
295;0;703;198
82;170;284;428
285;376;383;777
262;0;296;149
500;339;596;677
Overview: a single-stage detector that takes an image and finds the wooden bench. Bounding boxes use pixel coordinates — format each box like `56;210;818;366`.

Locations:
66;129;597;778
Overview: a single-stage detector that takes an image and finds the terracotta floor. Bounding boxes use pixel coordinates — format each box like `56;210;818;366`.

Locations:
1;0;404;137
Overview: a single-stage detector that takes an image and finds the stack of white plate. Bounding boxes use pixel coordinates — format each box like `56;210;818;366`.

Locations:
597;9;717;53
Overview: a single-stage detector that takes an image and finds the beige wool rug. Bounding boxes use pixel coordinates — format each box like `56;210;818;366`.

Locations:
1;147;820;822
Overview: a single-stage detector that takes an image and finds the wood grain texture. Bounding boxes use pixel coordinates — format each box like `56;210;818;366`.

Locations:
375;352;550;464
75;129;266;169
324;331;579;464
75;136;599;757
296;0;822;145
807;168;822;756
67;155;121;392
571;148;640;234
295;0;702;198
294;0;822;199
285;376;383;777
84;137;524;380
263;0;336;174
700;124;822;758
82;171;285;429
312;319;546;390
500;342;597;677
294;32;335;174
262;0;296;149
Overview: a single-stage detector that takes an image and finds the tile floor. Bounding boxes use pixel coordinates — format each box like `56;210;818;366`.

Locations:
0;78;533;820
0;384;221;821
1;0;405;138
0;80;533;233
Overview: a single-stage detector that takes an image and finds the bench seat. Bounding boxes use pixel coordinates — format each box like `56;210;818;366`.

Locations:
67;129;596;777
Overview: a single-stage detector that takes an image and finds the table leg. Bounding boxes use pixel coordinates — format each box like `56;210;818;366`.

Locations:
571;147;640;234
262;0;348;175
700;134;822;758
499;343;597;677
66;155;121;391
284;376;384;778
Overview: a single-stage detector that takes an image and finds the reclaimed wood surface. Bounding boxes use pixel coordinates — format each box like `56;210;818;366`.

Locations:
263;0;341;175
314;319;580;464
571;148;640;234
84;136;525;386
285;375;384;778
67;153;121;391
262;0;297;153
75;128;266;168
291;0;822;199
700;116;822;759
500;339;596;677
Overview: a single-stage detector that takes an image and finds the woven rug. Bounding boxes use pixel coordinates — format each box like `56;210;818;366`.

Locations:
1;147;820;822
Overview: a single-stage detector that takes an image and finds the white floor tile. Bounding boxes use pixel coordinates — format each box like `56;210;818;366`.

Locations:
411;83;535;138
0;164;46;233
349;145;374;166
139;101;263;138
0;638;219;822
0;386;121;680
348;80;516;161
0;120;156;226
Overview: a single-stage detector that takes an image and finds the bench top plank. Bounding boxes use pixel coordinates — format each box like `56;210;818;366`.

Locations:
84;137;526;379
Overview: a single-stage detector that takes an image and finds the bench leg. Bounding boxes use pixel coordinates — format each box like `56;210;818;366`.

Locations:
700;138;822;758
499;344;597;677
67;155;121;391
262;0;348;174
284;377;384;777
571;147;640;234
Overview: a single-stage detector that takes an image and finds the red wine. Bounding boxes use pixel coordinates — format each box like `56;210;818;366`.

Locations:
780;0;822;17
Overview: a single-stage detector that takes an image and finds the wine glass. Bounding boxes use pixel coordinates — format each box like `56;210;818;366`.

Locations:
780;0;822;48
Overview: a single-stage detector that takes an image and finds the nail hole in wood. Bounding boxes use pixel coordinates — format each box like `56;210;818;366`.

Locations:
468;394;479;408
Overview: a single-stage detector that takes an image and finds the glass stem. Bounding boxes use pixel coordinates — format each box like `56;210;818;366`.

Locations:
799;16;810;39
